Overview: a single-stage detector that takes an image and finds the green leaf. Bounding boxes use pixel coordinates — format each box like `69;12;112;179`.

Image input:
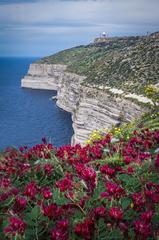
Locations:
152;215;159;224
25;228;36;240
121;197;132;210
31;206;40;219
53;188;68;205
0;196;15;208
109;228;123;239
123;209;138;221
129;228;135;240
118;174;131;183
98;218;108;239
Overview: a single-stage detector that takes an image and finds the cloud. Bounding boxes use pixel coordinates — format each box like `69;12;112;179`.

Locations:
0;0;159;56
0;0;40;4
0;0;159;26
0;0;104;4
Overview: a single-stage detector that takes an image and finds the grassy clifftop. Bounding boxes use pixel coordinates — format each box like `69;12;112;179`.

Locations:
38;32;159;95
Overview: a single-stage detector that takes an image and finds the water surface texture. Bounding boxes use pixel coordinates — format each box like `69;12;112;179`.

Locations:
0;57;73;149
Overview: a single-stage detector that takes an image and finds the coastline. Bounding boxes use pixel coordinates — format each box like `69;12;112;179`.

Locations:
21;63;147;145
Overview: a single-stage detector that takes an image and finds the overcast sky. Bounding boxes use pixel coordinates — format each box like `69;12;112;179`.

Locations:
0;0;159;57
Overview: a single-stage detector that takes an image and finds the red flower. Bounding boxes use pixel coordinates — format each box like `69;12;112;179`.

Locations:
19;146;24;153
74;218;95;240
76;165;97;194
94;207;106;219
41;187;53;199
140;211;153;223
154;130;159;143
100;191;109;199
124;156;133;164
134;220;152;238
44;163;53;176
10;187;19;196
90;144;103;159
51;230;65;240
145;190;154;198
119;222;128;232
132;192;145;210
152;193;159;203
13;196;27;212
0;192;10;201
51;219;69;240
106;182;125;198
58;219;69;231
82;167;96;181
109;207;123;220
155;153;159;168
42;203;62;220
24;181;38;198
0;177;11;188
100;165;115;177
42;137;47;144
127;166;134;174
56;177;73;192
19;162;31;175
4;217;26;236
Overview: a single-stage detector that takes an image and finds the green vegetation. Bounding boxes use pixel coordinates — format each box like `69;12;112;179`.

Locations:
145;85;159;106
38;32;159;95
0;110;159;240
86;108;159;145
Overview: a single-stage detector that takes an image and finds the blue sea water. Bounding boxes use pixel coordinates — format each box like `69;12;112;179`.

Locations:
0;57;73;149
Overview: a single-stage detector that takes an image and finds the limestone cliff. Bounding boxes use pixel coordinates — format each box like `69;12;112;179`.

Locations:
56;72;86;112
71;87;142;145
21;63;144;145
21;63;67;90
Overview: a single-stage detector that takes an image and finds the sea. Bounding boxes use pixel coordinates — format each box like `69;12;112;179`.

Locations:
0;57;73;150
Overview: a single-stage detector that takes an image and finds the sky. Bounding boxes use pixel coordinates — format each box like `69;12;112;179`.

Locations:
0;0;159;57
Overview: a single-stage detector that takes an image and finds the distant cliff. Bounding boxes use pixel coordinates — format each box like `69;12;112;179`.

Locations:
21;64;67;90
21;32;159;145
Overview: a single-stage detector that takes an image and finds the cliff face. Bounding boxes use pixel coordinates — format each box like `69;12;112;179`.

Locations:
56;79;142;145
56;72;86;112
71;88;142;144
21;63;144;145
21;64;67;90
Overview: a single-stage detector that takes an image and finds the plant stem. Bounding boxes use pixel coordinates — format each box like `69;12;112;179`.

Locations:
35;222;39;240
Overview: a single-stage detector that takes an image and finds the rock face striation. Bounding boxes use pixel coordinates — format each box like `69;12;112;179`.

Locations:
21;63;144;145
71;87;142;145
21;64;67;90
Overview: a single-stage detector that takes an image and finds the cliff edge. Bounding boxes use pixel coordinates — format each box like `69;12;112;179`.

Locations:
21;32;159;145
21;63;146;145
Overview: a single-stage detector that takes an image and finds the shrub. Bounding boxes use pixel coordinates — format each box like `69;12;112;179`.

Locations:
145;85;159;107
0;129;159;240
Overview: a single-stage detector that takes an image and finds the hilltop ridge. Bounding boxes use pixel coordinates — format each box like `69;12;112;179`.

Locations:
38;32;159;95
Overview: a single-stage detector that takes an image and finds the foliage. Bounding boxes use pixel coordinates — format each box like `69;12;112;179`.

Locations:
0;119;159;240
87;110;159;145
144;85;159;107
